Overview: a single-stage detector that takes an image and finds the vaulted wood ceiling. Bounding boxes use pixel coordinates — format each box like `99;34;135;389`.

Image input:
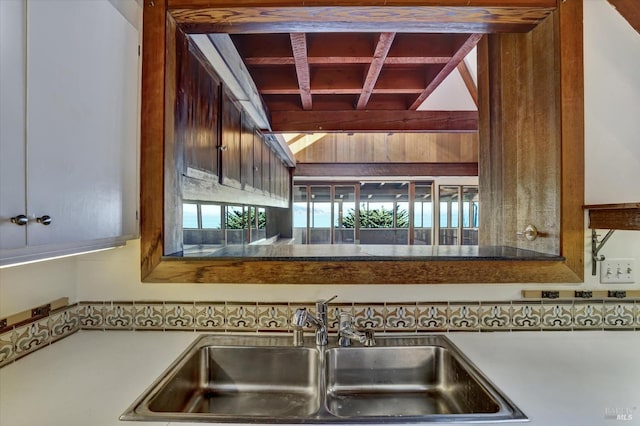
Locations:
169;1;556;134
228;32;482;132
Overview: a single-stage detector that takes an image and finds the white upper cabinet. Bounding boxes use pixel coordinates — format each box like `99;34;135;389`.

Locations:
0;0;139;266
0;0;27;251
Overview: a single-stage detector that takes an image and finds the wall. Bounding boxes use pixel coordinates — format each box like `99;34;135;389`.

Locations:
581;0;640;287
584;0;640;205
1;0;639;317
0;257;77;318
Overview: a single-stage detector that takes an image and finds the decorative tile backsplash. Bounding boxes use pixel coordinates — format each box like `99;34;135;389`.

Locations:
1;298;638;368
0;303;79;368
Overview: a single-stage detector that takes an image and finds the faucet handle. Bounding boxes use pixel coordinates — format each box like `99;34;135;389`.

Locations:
292;308;309;328
339;311;354;328
324;295;338;304
316;295;338;314
363;329;376;347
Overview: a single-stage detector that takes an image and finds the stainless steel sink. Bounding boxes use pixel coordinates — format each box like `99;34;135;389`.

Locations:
122;336;320;422
121;334;526;423
325;340;513;421
148;346;319;417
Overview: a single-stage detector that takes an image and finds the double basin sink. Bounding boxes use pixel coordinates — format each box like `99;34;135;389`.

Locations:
121;334;527;423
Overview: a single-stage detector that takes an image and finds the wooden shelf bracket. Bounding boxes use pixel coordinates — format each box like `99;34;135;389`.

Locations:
584;203;640;276
591;229;615;276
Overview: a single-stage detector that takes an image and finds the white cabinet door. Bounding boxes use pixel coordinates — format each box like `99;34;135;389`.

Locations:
26;0;139;247
0;0;27;250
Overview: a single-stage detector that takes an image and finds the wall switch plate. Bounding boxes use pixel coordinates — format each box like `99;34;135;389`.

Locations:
600;259;636;284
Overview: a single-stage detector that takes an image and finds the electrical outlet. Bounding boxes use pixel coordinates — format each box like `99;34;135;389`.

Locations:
600;259;636;284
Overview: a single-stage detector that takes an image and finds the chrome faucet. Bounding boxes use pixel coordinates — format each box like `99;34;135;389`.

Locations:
338;312;375;347
292;295;337;346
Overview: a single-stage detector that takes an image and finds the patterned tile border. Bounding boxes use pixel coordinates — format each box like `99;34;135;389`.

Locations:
1;298;638;368
0;304;79;368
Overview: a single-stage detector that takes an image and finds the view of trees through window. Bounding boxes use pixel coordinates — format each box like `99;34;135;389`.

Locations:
182;203;266;247
342;206;409;229
294;181;479;246
182;180;478;248
225;206;266;230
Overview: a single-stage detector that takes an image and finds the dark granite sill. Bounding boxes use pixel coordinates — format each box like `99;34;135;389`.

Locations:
169;244;565;262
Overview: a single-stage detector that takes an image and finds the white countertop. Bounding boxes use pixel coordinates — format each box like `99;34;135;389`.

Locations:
1;330;638;426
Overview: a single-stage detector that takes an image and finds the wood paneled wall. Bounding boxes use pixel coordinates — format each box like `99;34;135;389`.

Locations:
292;132;478;163
479;13;563;256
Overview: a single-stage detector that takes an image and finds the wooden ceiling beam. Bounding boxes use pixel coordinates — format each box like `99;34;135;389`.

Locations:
244;57;296;65
255;65;442;95
290;32;312;110
258;67;428;95
385;57;451;65
243;56;452;65
169;1;556;7
170;6;554;33
409;34;483;110
270;110;478;132
294;162;478;178
357;32;396;110
457;60;478;107
263;88;425;95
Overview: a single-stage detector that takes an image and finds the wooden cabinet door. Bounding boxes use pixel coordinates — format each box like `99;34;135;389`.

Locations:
179;40;220;180
0;0;27;251
253;130;263;193
220;89;242;189
261;138;271;196
276;158;284;200
26;0;139;247
240;112;255;192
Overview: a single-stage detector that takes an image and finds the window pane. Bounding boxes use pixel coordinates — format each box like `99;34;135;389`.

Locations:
462;186;479;228
225;205;245;229
293;185;308;244
439;202;448;228
293;186;308;228
334;186;355;228
413;202;422;227
473;202;480;227
310;186;331;243
413;184;432;228
396;202;409;228
183;203;198;229
360;182;408;244
462;186;479;245
424;202;433;229
201;204;221;229
334;186;355;244
225;205;247;245
251;207;267;242
439;186;459;245
360;182;407;229
257;208;266;230
310;186;331;228
451;202;459;227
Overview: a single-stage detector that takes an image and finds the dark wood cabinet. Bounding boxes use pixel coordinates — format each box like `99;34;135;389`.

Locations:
220;88;242;189
252;129;263;193
241;112;255;192
178;41;220;180
261;139;271;196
